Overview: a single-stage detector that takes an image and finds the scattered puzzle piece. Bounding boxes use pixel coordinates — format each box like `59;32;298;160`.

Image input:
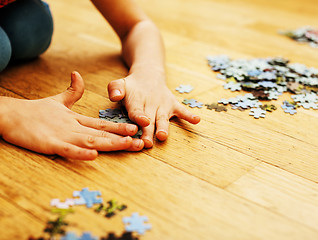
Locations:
101;232;139;240
51;198;75;209
223;81;242;91
182;99;203;108
73;187;103;208
175;84;193;93
95;199;127;218
249;108;266;119
79;232;98;240
44;216;69;237
205;103;227;112
122;213;152;235
260;104;277;112
51;207;75;217
61;232;79;240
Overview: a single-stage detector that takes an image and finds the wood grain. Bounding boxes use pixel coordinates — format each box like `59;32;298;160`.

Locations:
1;0;318;239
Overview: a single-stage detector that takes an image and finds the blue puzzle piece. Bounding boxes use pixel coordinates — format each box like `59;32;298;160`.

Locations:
123;212;151;235
73;188;103;208
61;232;79;240
79;232;98;240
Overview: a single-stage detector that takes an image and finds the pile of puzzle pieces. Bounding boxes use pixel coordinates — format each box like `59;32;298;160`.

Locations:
178;55;318;119
99;109;142;138
29;187;151;240
279;26;318;48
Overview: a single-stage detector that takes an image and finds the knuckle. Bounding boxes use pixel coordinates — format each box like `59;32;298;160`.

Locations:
100;130;111;138
97;119;109;130
156;114;169;122
85;135;96;148
62;144;71;154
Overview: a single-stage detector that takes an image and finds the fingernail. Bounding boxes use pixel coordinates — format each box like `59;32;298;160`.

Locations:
135;139;143;149
127;124;137;133
112;89;121;97
143;137;153;148
157;130;168;141
158;130;168;135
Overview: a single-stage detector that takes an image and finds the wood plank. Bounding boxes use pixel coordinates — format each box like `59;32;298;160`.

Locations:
226;163;318;231
1;143;318;240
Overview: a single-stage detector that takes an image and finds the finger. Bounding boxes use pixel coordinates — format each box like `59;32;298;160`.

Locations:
76;115;138;136
140;107;156;148
127;106;151;127
52;141;98;161
155;110;170;141
125;138;144;151
69;132;133;151
108;78;126;102
52;71;85;109
174;103;201;124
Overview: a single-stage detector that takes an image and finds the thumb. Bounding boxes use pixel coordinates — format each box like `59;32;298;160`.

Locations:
108;78;126;102
52;71;85;109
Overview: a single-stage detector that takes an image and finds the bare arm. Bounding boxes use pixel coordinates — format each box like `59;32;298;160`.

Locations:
91;0;200;148
0;72;144;160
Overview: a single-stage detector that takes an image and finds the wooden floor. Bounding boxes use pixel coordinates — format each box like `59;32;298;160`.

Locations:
1;0;318;239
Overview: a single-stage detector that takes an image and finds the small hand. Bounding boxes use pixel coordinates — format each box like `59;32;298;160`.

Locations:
0;72;144;160
107;72;200;148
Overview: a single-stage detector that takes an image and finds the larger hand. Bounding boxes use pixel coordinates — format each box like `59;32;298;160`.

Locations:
0;72;144;160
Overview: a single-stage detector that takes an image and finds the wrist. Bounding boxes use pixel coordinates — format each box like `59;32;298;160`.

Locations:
129;64;166;82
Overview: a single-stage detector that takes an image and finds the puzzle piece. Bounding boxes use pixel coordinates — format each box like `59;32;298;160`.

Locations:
99;109;143;138
205;103;227;112
299;102;318;109
61;232;98;240
73;187;103;208
218;98;229;105
182;99;203;108
95;199;127;218
249;108;266;119
101;232;139;240
44;216;69;237
265;90;280;100
51;198;75;209
79;232;98;240
260;104;277;112
175;84;193;93
99;109;123;119
122;213;151;235
223;81;242;91
61;232;79;240
51;208;74;217
258;81;277;88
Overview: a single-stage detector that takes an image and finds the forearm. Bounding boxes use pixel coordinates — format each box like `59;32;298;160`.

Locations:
121;20;166;78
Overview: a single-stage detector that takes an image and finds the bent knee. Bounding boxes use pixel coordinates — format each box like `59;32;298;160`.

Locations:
0;27;12;72
0;0;54;61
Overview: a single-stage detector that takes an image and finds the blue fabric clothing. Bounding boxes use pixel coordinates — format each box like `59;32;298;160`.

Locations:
0;0;53;72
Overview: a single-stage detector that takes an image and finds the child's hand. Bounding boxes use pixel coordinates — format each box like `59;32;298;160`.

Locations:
0;72;144;160
107;71;200;148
